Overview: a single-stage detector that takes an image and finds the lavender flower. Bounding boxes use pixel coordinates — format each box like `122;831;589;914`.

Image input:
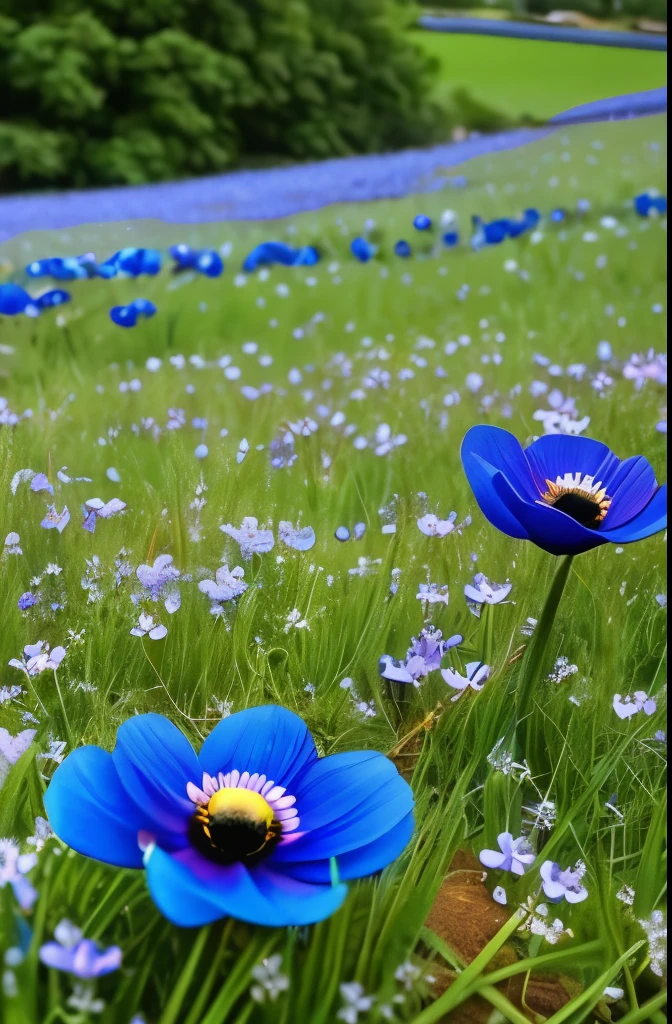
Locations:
220;517;274;558
18;592;39;611
4;532;22;556
380;628;462;686
40;505;70;533
479;833;535;875
613;691;657;719
0;840;38;910
198;565;247;604
417;513;457;537
9;642;66;676
81;497;126;533
278;521;316;551
539;860;588;904
39;921;122;978
464;573;513;615
135;554;181;612
441;661;490;700
130;613;167;640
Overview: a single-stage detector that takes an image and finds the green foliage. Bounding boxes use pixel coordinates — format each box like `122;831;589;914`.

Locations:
0;0;444;191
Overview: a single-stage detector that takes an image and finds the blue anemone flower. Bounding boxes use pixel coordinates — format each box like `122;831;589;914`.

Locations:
634;193;667;218
442;231;459;247
394;240;412;258
26;257;86;281
169;244;223;277
109;298;156;328
35;289;71;309
550;208;567;223
0;283;40;317
350;237;376;263
241;240;320;272
462;426;667;556
44;706;414;927
413;214;432;231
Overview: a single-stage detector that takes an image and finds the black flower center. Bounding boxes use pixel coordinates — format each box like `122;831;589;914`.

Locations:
551;492;605;529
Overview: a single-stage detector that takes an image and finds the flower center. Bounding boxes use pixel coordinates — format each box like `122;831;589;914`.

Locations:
186;770;299;867
541;473;611;529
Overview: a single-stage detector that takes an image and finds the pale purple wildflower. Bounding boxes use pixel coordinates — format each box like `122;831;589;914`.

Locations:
130;613;167;640
30;472;53;494
9;642;66;676
417;512;456;537
465;574;513;615
0;728;36;765
220;517;274;558
613;691;657;719
40;921;122;978
441;661;490;700
18;592;39;611
380;628;462;685
82;497;126;533
479;833;535;875
198;565;247;603
540;860;588;904
135;554;180;612
4;532;22;556
40;505;70;533
278;521;316;551
0;839;38;910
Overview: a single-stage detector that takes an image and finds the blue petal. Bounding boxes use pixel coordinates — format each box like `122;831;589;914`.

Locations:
198;705;318;790
112;714;199;835
525;434;619;494
600;456;658;529
144;846;347;927
272;751;413;862
491;474;607;555
602;484;667;543
279;810;415;882
44;747;144;867
461;426;536;539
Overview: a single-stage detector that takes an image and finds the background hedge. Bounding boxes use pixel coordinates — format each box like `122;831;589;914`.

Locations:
0;0;443;191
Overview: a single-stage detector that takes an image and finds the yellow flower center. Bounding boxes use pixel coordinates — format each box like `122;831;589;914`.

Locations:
190;788;281;866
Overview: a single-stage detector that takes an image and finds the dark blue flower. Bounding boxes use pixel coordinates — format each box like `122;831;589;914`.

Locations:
394;240;412;258
634;193;667;217
18;592;39;611
45;706;414;927
109;298;156;328
413;215;432;231
97;248;162;278
462;425;667;556
442;231;459;247
350;237;376;263
169;244;223;277
26;257;86;281
35;289;71;310
0;284;39;317
242;242;319;273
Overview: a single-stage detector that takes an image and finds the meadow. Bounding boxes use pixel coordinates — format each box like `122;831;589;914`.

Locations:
0;113;667;1023
412;30;667;120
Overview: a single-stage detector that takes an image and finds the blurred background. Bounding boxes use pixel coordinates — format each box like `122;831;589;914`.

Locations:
0;0;666;194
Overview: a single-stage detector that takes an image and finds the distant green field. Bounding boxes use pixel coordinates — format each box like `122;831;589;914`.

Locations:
413;29;667;120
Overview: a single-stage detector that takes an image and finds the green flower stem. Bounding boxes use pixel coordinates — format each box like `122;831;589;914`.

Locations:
515;554;574;748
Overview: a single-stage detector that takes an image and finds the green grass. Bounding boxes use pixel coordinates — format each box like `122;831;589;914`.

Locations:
412;30;667;120
0;115;667;1023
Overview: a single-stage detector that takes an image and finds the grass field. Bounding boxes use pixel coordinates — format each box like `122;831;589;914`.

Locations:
0;115;667;1023
412;30;667;120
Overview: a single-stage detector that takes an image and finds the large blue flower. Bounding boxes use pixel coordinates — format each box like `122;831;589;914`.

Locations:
45;706;414;928
462;426;667;555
